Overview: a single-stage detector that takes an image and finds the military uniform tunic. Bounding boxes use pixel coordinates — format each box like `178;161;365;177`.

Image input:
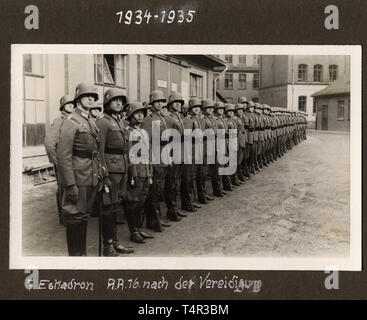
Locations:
57;107;100;219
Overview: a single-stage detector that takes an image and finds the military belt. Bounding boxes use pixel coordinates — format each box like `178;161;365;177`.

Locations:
248;128;255;132
105;147;126;155
73;149;94;159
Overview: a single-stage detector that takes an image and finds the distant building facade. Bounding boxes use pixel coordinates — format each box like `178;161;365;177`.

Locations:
259;55;350;128
214;55;260;103
312;79;350;132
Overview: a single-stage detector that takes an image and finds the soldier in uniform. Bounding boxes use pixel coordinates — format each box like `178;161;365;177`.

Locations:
234;103;247;183
202;99;224;197
254;103;265;170
90;102;103;121
164;92;188;221
95;88;134;255
214;101;233;191
142;90;171;232
124;102;154;244
57;83;100;256
196;100;213;204
44;94;75;225
224;103;241;187
181;98;204;210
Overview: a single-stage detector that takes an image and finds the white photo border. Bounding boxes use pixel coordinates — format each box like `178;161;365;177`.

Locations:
10;44;362;270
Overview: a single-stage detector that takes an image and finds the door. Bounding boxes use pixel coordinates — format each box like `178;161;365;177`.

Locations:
322;105;328;130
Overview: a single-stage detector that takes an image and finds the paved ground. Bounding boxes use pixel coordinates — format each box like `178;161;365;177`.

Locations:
22;131;350;257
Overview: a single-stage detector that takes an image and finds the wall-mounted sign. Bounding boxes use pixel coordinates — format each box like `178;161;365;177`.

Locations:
171;82;177;92
157;79;167;88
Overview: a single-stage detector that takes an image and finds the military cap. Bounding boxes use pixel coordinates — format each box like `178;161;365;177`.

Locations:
188;97;202;109
235;103;246;111
168;92;184;106
214;101;225;110
202;99;215;109
90;101;103;111
74;82;98;102
247;101;255;108
238;96;248;104
225;103;236;113
149;90;166;105
126;101;147;119
59;94;75;111
104;88;127;106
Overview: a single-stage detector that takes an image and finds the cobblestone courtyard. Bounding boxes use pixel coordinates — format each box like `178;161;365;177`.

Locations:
22;131;350;257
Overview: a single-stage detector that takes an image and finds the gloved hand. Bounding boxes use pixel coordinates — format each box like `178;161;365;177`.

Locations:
103;177;112;189
66;185;78;204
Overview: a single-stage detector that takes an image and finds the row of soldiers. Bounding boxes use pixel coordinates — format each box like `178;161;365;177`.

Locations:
44;82;307;256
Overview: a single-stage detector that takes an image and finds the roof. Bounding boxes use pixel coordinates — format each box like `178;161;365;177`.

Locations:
226;65;259;73
171;55;227;69
311;79;350;97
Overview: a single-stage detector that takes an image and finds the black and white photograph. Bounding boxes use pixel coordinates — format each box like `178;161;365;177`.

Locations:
10;45;361;270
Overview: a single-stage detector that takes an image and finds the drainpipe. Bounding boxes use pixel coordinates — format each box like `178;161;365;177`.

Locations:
213;64;228;101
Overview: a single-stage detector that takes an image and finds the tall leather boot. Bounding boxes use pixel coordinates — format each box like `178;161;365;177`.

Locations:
258;157;264;169
102;214;120;257
223;176;233;191
113;211;134;253
126;207;145;244
66;223;81;256
79;220;87;256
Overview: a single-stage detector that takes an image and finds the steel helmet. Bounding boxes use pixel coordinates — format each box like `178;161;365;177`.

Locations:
225;103;236;113
90;102;103;111
126;102;147;119
247;101;255;108
215;101;225;110
202;99;215;109
168;92;184;105
74;82;98;102
149;90;166;105
104;88;127;106
235;103;246;111
188;97;202;109
238;96;248;104
59;94;75;111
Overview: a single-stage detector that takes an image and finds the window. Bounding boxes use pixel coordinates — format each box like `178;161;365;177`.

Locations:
337;100;344;120
190;73;203;98
225;73;233;89
238;74;247;89
313;99;317;114
213;73;220;90
329;65;338;81
224;55;233;64
23;54;43;75
239;55;247;65
253;55;260;65
313;64;323;82
23;54;46;146
298;64;308;82
298;96;307;112
253;73;259;89
94;54;126;87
